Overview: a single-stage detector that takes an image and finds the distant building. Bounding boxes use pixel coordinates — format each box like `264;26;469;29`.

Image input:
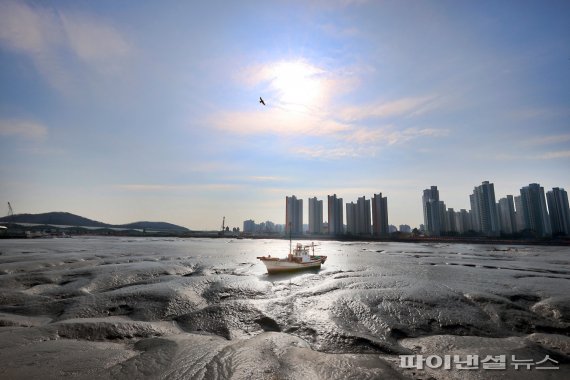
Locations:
470;181;500;237
399;224;411;233
285;195;303;235
308;197;323;234
422;186;442;236
456;209;472;233
327;194;344;236
243;219;255;234
346;196;371;235
357;196;371;235
546;187;569;236
519;183;551;237
445;208;457;233
389;224;398;233
372;193;389;236
346;202;356;235
497;195;517;235
514;195;525;232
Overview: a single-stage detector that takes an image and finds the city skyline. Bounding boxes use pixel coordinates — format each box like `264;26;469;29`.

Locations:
419;180;570;238
1;1;569;230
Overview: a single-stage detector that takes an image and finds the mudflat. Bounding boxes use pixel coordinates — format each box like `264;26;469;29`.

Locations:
0;237;568;379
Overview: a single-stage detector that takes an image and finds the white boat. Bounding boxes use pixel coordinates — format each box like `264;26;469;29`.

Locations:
257;242;327;274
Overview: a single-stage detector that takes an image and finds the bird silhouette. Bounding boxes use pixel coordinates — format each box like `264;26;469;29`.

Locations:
259;97;266;106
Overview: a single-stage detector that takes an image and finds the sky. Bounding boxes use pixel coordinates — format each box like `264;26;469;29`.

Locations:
1;0;569;230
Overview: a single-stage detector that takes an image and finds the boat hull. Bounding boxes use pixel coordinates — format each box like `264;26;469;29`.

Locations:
259;259;323;274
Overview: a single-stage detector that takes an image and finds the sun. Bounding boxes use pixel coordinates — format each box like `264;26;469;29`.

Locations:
269;60;324;108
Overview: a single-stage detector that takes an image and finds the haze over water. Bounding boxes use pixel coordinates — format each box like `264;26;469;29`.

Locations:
0;237;568;379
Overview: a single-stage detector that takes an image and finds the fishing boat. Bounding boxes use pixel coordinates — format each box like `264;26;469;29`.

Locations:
257;241;327;274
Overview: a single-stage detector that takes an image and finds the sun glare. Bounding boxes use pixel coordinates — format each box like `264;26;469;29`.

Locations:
269;60;324;108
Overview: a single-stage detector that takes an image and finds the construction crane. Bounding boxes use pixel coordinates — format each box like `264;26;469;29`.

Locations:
218;216;226;237
7;202;14;222
1;202;14;228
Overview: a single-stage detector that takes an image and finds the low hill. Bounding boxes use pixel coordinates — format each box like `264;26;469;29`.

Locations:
0;212;190;232
118;221;190;232
1;212;108;227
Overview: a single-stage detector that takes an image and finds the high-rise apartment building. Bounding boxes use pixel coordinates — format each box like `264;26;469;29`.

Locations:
243;219;255;234
327;194;344;236
514;195;525;232
455;209;472;234
372;193;389;237
470;181;500;237
519;184;551;237
285;195;303;235
497;195;517;235
357;196;371;235
346;196;371;235
546;187;570;236
308;197;323;234
422;186;442;236
346;202;356;235
446;208;457;233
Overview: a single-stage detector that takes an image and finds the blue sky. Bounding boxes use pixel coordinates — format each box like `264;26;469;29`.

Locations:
1;0;569;230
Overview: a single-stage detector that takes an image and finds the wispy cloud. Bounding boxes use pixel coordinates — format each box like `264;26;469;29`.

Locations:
0;119;48;140
115;183;242;192
291;145;375;159
0;1;132;92
537;150;570;160
345;126;449;145
523;133;570;146
508;107;570;121
288;126;449;160
223;58;448;160
211;107;350;136
236;59;359;108
492;150;570;161
59;12;131;75
247;176;290;182
338;96;440;122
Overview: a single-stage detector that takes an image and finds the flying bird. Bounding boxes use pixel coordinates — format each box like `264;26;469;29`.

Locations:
259;97;266;106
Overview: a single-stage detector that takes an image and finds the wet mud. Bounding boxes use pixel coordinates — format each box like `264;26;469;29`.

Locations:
0;237;568;379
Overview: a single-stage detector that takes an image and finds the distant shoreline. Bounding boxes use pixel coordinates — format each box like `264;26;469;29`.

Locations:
226;234;570;247
2;221;569;246
3;229;569;247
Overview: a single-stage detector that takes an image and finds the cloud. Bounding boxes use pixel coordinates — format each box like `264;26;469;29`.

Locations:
338;96;440;122
0;1;132;91
59;12;131;75
115;183;242;192
346;126;448;145
537;151;570;160
0;1;59;53
248;176;290;182
493;150;570;160
225;60;448;160
211;107;350;136
523;133;570;146
0;119;48;139
236;59;359;108
289;127;449;159
508;107;570;121
291;145;375;159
